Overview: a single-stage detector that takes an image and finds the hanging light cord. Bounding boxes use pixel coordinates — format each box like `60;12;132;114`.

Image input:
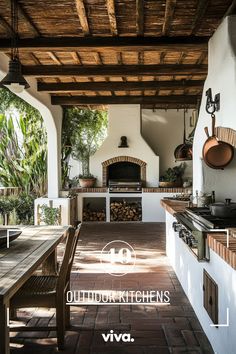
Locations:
11;0;19;60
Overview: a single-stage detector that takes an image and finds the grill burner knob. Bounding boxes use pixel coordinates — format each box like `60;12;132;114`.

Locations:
186;236;192;246
172;222;182;232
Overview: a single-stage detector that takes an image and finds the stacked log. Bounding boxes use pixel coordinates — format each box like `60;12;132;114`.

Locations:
110;200;142;221
83;206;106;221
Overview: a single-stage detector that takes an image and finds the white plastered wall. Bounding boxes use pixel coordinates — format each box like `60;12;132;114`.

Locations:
193;16;236;200
0;53;62;198
142;109;194;178
90;104;159;187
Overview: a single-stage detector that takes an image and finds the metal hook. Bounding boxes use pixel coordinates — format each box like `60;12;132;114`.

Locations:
206;88;220;115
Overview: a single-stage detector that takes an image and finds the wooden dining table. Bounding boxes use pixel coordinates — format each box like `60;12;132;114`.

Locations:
0;225;68;354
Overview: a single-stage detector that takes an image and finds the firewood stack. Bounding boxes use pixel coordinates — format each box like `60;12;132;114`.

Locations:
83;204;106;221
110;200;142;221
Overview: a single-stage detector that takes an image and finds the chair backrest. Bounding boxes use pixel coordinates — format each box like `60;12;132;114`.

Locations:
56;225;80;294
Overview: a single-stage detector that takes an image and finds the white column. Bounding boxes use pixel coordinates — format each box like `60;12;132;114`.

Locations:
0;53;62;198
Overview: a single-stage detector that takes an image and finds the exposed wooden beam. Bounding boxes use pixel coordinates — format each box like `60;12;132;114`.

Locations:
22;64;207;77
191;0;210;35
30;53;42;65
173;51;187;82
47;52;62;65
162;0;177;36
197;51;207;64
138;51;144;82
51;94;200;106
136;0;144;36
75;0;90;36
38;80;204;92
71;51;82;65
160;51;166;64
224;0;236;17
116;52;129;95
0;15;14;36
0;36;209;53
4;0;40;36
106;0;118;36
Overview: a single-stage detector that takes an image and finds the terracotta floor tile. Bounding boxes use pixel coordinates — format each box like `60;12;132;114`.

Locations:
10;222;213;354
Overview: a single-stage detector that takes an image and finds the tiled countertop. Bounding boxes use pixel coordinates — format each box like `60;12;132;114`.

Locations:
208;232;236;270
161;199;236;271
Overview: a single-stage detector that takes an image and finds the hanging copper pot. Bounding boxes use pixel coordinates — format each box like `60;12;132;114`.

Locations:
174;109;193;161
202;114;234;169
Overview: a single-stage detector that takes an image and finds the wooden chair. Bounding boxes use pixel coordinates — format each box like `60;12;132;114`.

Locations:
10;225;80;350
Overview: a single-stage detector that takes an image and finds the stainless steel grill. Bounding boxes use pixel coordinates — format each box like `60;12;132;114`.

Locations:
108;180;142;193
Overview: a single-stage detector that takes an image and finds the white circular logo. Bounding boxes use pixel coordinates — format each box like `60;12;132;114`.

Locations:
100;240;136;276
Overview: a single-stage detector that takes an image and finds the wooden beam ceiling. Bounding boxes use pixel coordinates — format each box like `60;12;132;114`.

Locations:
136;0;144;36
51;95;200;106
162;0;177;36
4;0;40;36
191;0;210;35
22;64;207;77
106;0;118;36
0;15;14;36
38;80;204;92
75;0;90;36
0;36;209;53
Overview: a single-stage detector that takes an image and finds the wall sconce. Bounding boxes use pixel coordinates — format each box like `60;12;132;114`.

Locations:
205;88;220;114
118;136;129;148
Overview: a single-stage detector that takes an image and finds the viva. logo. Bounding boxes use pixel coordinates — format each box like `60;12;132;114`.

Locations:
102;330;134;342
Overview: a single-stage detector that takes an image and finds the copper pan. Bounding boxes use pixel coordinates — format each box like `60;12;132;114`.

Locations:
202;114;234;169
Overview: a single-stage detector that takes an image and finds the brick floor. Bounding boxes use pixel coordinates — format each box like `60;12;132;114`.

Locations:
10;222;213;354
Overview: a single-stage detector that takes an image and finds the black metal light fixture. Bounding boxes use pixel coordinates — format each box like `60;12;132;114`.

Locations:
118;136;129;148
0;0;30;93
205;88;220;114
174;108;192;161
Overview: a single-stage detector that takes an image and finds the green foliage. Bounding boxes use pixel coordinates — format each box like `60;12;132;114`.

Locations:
15;193;35;224
160;163;186;182
41;204;60;225
61;108;107;183
78;173;95;179
0;88;47;196
0;196;17;215
0;193;35;225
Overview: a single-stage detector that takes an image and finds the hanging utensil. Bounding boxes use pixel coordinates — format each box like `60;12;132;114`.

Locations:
202;114;234;169
174;109;192;161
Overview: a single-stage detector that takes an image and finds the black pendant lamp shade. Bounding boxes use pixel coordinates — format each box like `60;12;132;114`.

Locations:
174;109;193;161
1;58;30;93
0;0;30;93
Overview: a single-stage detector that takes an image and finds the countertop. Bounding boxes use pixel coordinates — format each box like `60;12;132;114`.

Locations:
160;199;189;215
70;187;191;193
208;232;236;270
161;199;236;270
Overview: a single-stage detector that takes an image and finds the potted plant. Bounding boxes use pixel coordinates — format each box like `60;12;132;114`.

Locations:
63;108;107;188
159;163;186;188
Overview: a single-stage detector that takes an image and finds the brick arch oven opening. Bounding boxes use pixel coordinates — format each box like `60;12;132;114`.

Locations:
102;156;147;187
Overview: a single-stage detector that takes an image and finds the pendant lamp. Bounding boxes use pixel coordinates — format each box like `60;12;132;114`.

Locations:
0;0;30;93
174;109;193;161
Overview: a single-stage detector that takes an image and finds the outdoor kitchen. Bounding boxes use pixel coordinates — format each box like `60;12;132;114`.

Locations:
73;104;193;222
1;1;236;354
